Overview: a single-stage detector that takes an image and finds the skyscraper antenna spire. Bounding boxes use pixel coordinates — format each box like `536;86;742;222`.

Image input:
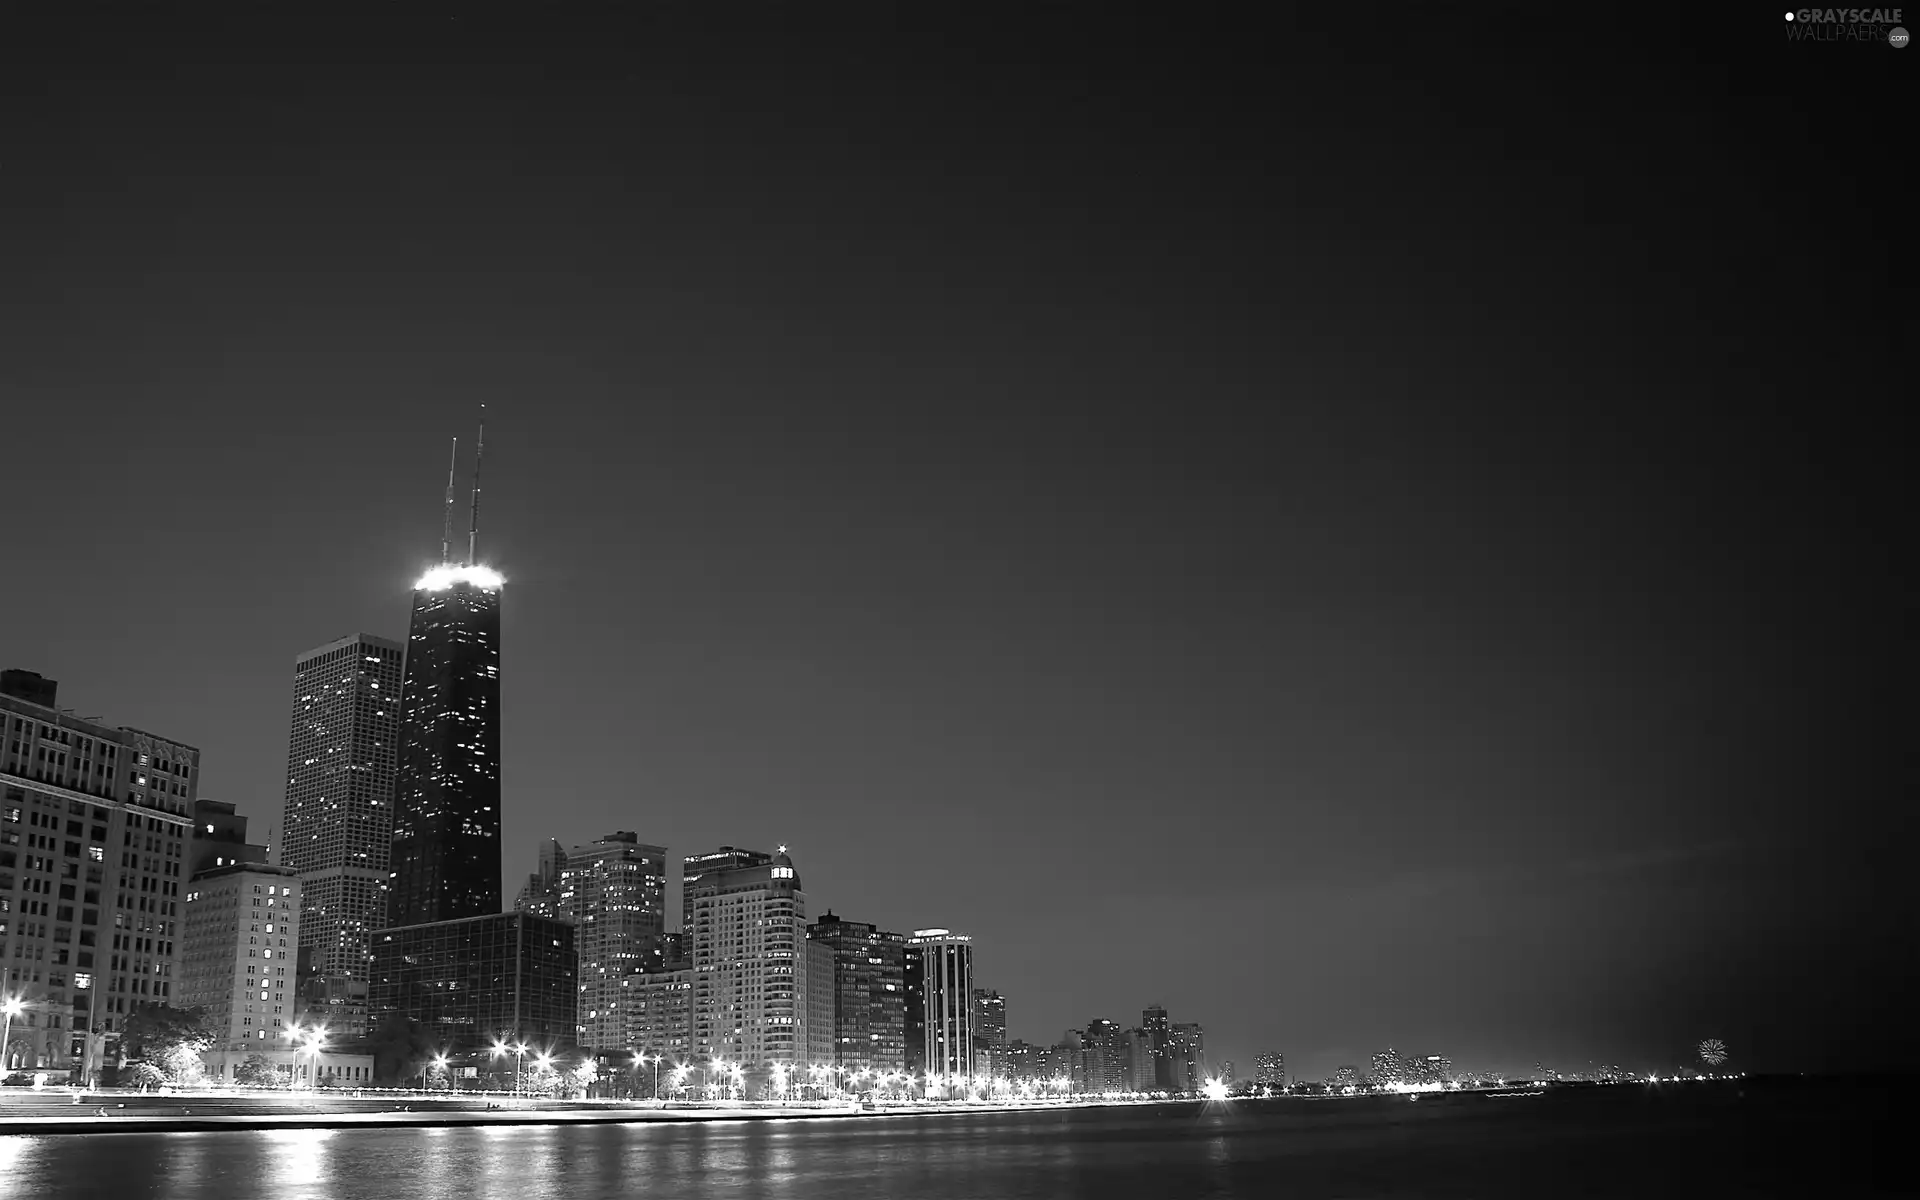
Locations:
441;437;459;565
467;405;485;566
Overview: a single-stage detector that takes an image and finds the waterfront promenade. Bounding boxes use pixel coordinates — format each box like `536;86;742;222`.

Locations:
0;1087;1131;1135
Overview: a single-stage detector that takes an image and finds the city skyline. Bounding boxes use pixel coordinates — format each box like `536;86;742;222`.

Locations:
0;14;1901;1087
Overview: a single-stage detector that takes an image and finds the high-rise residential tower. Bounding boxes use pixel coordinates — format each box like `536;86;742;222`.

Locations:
1170;1022;1206;1091
514;831;667;1051
806;911;907;1074
1255;1052;1286;1087
1082;1018;1126;1093
388;423;503;928
681;846;771;940
686;846;817;1079
1142;1004;1173;1091
280;634;403;994
904;928;975;1086
974;989;1006;1077
1124;1028;1156;1091
1371;1047;1403;1086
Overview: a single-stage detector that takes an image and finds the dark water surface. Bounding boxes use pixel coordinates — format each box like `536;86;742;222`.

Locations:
0;1079;1894;1198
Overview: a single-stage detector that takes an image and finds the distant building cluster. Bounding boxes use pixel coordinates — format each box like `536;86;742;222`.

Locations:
994;1004;1210;1095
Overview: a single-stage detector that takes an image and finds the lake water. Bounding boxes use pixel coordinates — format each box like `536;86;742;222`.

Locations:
0;1078;1893;1198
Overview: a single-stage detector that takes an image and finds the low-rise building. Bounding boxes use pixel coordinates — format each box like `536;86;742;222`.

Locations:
368;912;577;1053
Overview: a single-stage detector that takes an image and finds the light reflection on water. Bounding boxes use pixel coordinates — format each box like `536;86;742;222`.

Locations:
0;1085;1872;1200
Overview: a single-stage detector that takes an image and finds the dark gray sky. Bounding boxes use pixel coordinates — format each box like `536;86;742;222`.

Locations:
1;14;1902;1080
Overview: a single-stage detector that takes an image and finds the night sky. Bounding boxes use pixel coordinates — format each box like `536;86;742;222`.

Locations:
1;14;1902;1081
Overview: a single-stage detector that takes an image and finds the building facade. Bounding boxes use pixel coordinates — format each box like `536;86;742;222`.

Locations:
1142;1004;1173;1091
1082;1018;1126;1093
686;848;817;1078
805;911;906;1074
681;846;770;939
179;862;302;1080
1254;1051;1285;1087
1371;1047;1403;1087
974;989;1006;1076
513;838;566;919
1;672;198;1076
1169;1022;1206;1092
624;966;694;1076
514;831;667;1051
904;928;975;1085
1406;1053;1451;1085
280;634;403;1006
388;567;503;927
1124;1027;1157;1092
367;911;575;1052
805;939;835;1070
189;800;267;876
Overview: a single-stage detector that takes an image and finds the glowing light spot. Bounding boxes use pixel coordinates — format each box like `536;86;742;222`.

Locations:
1203;1077;1229;1101
414;564;505;591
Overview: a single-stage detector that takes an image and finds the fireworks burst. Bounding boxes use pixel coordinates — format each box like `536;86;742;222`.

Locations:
1697;1039;1727;1067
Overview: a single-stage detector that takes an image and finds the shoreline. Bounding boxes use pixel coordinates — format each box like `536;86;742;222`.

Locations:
0;1095;1158;1137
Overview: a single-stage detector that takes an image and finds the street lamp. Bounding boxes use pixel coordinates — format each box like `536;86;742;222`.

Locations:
489;1040;509;1093
1;996;23;1072
432;1053;450;1093
534;1051;553;1097
302;1030;327;1089
647;1053;662;1100
514;1043;528;1095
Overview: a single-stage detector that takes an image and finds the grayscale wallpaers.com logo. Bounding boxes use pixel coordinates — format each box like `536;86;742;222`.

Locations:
1785;8;1909;43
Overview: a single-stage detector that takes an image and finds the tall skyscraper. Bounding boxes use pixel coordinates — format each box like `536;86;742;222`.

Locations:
280;634;403;994
686;846;817;1079
1142;1004;1173;1091
1124;1027;1157;1092
1;671;199;1074
514;831;667;1051
974;989;1006;1077
806;911;907;1074
1170;1022;1206;1092
904;928;975;1085
388;425;503;928
1082;1018;1126;1093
